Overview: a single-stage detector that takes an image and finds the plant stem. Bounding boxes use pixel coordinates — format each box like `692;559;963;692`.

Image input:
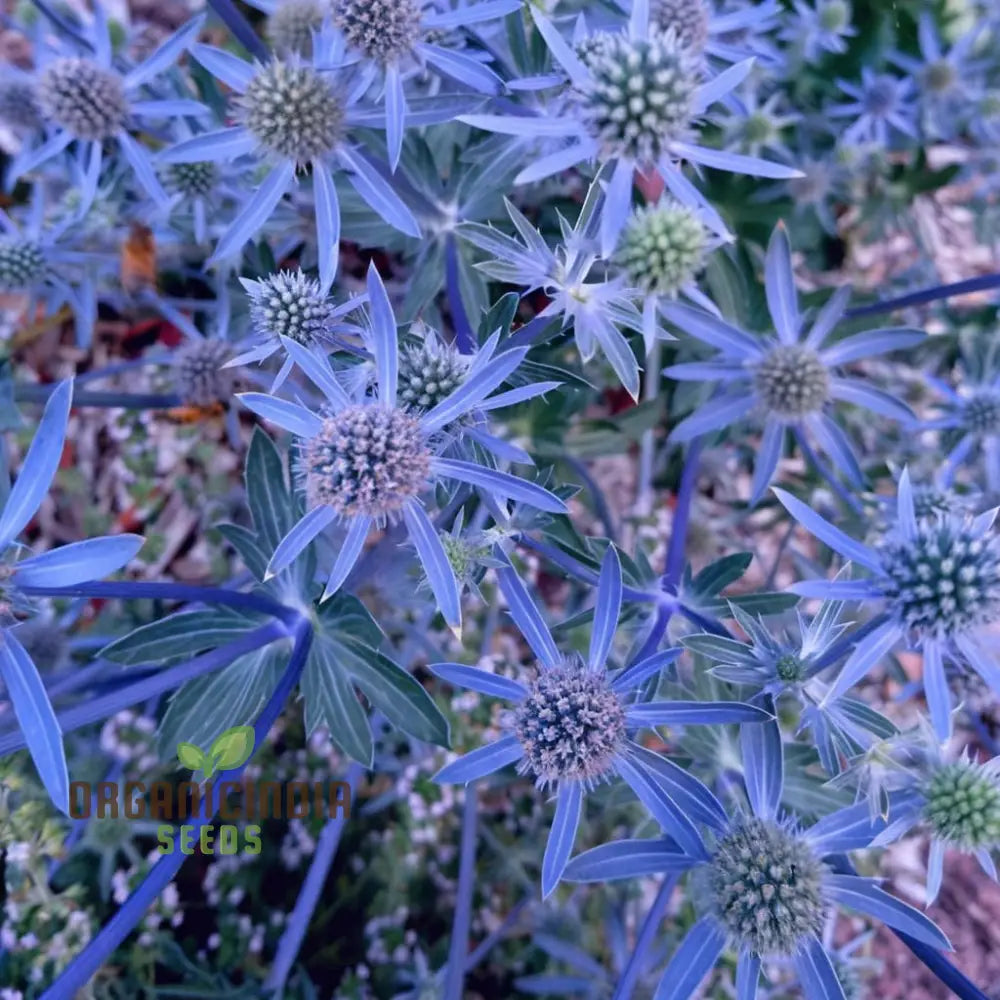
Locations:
446;235;475;355
443;783;479;1000
611;874;678;1000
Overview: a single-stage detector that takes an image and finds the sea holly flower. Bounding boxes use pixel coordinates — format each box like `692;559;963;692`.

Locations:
684;594;898;776
780;0;856;61
230;269;367;387
774;468;1000;742
0;380;143;814
565;719;950;1000
459;179;648;398
10;7;206;212
663;224;924;504
827;68;918;147
459;3;802;253
432;547;770;896
721;86;800;160
160;25;424;290
613;198;724;353
238;264;565;627
925;364;1000;494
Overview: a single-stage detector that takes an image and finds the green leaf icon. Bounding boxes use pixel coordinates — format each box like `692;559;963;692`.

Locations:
207;725;255;776
177;742;207;771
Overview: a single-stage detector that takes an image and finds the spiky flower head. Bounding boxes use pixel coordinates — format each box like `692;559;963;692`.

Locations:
922;59;957;95
577;29;698;168
615;200;708;296
238;61;344;163
267;0;327;55
753;345;831;418
650;0;709;53
161;161;217;199
0;79;42;130
300;405;431;519
707;818;828;955
863;75;904;116
512;659;627;790
774;653;805;682
246;270;335;345
924;758;1000;851
172;340;237;407
818;0;851;31
0;239;46;293
877;515;1000;638
38;58;128;141
334;0;422;63
398;333;472;412
960;390;1000;437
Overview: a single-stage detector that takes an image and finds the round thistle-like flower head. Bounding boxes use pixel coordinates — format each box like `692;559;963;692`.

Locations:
923;59;957;95
0;239;46;293
0;79;42;131
267;0;327;55
863;75;902;117
173;340;237;407
300;405;431;519
961;390;1000;437
819;0;851;31
753;345;830;418
578;29;698;168
239;61;344;163
615;201;707;296
650;0;709;53
161;161;218;199
398;336;472;412
512;660;627;789
774;652;805;682
924;759;1000;850
334;0;422;63
247;270;335;345
878;516;1000;638
707;818;827;955
38;58;128;141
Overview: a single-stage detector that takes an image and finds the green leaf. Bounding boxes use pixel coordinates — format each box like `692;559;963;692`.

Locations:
335;634;450;748
207;725;256;775
245;428;297;552
216;523;270;581
176;742;207;771
689;552;753;597
100;608;263;666
315;591;384;649
836;698;898;740
302;635;374;765
479;290;520;339
699;592;800;616
157;645;286;758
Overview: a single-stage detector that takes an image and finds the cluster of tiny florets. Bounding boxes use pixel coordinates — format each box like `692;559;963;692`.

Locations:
172;340;236;407
707;818;827;955
267;0;327;55
0;239;47;293
924;759;1000;850
441;533;488;583
878;516;1000;637
38;58;128;141
615;201;707;296
247;270;335;345
334;0;422;63
0;79;42;130
650;0;709;53
161;161;218;199
863;75;902;116
239;61;344;163
775;653;804;682
923;59;957;95
819;0;851;31
577;29;699;167
398;339;471;412
753;345;830;418
961;391;1000;436
300;405;431;519
512;662;627;789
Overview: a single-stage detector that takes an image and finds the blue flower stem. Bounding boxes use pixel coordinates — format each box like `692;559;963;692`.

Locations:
206;0;268;61
13;384;182;409
40;616;313;1000
894;933;990;1000
564;454;619;543
74;358;163;385
516;534;655;604
612;874;678;1000
19;581;296;624
463;896;530;972
266;761;365;994
845;271;1000;320
662;438;704;591
445;235;476;355
443;781;479;1000
0;621;287;756
792;428;864;515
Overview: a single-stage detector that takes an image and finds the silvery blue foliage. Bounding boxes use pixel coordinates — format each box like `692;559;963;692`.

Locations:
2;0;1000;996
